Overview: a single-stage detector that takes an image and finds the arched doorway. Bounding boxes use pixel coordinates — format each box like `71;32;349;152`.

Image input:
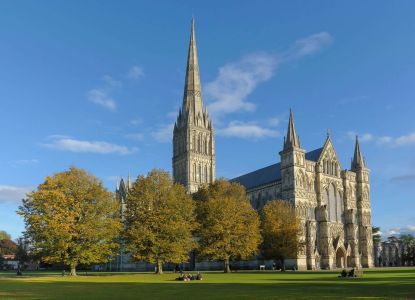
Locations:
335;247;346;268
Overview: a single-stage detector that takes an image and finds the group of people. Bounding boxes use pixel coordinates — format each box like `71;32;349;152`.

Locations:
339;268;357;278
176;271;203;282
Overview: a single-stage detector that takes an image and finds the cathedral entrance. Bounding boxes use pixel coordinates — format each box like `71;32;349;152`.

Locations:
335;247;346;268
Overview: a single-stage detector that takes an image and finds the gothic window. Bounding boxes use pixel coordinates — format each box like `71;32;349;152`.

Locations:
328;184;337;221
205;137;209;154
337;191;343;222
198;164;201;183
204;165;208;182
192;134;196;151
193;163;196;181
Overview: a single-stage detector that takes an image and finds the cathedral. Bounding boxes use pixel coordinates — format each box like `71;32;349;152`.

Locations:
117;18;374;271
171;18;374;270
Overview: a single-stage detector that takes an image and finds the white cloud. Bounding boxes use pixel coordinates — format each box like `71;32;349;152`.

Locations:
128;66;144;80
347;131;374;143
217;121;280;140
268;117;280;127
389;174;415;182
44;136;137;155
346;131;415;147
88;89;116;111
387;225;415;237
0;185;33;203
8;159;39;167
286;32;333;59
130;118;143;126
205;32;333;118
206;53;277;116
102;75;122;88
151;124;174;143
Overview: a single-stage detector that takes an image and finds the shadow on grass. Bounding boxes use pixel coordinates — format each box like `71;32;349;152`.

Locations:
0;272;414;299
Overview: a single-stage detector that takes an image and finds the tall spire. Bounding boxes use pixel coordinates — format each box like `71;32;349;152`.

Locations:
351;135;365;170
182;17;204;117
284;109;301;150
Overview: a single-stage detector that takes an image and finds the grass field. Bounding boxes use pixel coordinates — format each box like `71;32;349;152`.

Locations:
0;267;414;299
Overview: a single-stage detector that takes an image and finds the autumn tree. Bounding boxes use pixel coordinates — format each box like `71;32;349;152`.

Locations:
0;230;11;241
124;169;197;274
261;200;304;270
18;167;122;276
194;179;261;273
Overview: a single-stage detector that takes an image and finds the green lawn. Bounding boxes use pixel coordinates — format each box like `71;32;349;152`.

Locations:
0;268;414;299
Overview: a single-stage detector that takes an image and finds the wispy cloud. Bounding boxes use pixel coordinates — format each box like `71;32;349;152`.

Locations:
347;131;374;143
102;75;122;88
347;131;415;147
88;89;116;111
390;174;415;183
129;118;143;126
285;32;333;60
206;53;277;116
0;185;33;204
43;136;137;155
8;159;39;168
205;32;333;118
387;225;415;236
217;121;280;140
127;66;144;80
151;124;174;143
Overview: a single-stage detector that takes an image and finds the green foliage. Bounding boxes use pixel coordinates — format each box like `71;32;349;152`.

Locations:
261;200;304;267
18;166;122;276
194;179;261;273
399;234;415;265
124;169;197;274
372;226;382;245
0;231;11;241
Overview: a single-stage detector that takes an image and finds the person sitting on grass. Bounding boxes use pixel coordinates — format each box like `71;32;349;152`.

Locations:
348;268;355;278
338;269;347;278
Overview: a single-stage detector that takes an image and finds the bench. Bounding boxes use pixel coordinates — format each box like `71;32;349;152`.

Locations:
259;265;266;271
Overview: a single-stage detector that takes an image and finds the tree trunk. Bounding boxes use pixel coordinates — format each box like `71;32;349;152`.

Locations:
69;263;77;276
156;261;163;275
224;258;231;273
281;258;286;272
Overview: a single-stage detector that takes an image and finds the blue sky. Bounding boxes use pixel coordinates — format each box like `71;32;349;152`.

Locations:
0;1;414;239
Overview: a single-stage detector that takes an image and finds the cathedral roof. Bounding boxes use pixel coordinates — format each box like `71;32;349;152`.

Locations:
231;162;282;190
305;147;324;162
231;147;323;190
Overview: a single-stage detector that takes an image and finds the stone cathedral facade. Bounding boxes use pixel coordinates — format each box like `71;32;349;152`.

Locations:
172;18;216;193
232;111;374;270
115;19;374;272
171;19;373;270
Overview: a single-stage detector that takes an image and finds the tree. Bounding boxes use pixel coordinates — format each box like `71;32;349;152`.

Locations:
261;200;304;270
124;169;197;275
15;237;30;271
372;226;382;245
0;239;18;256
18;167;122;276
0;231;11;241
399;234;415;266
194;179;261;273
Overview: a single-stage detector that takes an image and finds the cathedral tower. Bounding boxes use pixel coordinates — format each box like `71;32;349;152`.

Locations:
351;136;374;267
173;18;215;193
